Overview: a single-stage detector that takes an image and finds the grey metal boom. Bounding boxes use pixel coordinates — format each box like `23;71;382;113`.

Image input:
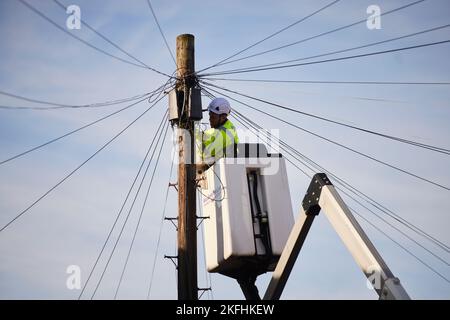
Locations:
263;173;410;300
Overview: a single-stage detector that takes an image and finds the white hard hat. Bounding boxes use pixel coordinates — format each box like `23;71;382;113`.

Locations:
208;97;231;115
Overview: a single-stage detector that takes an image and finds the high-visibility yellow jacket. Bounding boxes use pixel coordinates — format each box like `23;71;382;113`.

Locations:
198;119;239;164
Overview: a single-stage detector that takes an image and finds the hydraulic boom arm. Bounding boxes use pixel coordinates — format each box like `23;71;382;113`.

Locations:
264;173;410;300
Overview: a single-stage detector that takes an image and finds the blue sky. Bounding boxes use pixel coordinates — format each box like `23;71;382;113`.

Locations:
0;0;449;299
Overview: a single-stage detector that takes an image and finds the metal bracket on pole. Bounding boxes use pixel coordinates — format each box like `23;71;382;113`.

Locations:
263;173;410;300
196;215;210;229
164;217;179;230
169;182;178;191
198;287;212;299
164;255;179;269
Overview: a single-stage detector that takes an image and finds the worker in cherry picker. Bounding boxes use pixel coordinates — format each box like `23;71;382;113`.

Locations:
196;97;239;173
197;98;262;299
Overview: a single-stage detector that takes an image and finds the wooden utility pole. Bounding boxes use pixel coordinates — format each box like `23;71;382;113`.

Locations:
176;34;198;300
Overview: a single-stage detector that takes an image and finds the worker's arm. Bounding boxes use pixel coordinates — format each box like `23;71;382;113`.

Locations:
202;129;225;163
195;128;220;172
